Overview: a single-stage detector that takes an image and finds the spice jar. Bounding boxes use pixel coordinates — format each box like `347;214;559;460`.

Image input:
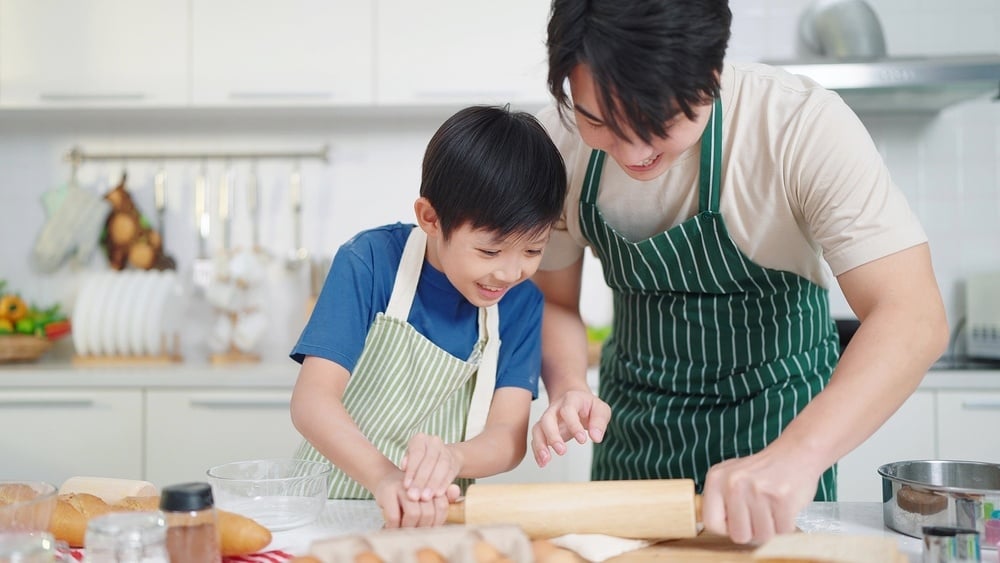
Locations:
158;483;220;563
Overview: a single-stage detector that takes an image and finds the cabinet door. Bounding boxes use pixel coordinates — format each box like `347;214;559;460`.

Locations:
145;389;303;486
375;0;549;107
192;0;373;106
0;390;143;484
836;390;936;502
937;391;1000;462
0;0;187;107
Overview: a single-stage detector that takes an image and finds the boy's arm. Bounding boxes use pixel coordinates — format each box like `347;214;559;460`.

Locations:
450;387;532;477
290;356;401;492
400;387;530;501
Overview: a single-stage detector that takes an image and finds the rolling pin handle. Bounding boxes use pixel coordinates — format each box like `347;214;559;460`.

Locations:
694;493;702;523
446;498;466;524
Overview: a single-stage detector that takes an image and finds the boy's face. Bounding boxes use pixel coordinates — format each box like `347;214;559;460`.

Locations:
425;223;551;307
568;64;714;182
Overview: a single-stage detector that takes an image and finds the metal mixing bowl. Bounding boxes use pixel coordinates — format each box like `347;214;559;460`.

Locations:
878;460;1000;548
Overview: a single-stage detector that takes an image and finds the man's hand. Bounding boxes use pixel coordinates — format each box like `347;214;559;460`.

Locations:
530;389;611;467
700;448;821;544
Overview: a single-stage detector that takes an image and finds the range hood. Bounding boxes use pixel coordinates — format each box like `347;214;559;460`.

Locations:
764;1;1000;113
770;54;1000;113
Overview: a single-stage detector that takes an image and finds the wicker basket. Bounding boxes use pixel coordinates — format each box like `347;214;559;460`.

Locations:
0;335;53;363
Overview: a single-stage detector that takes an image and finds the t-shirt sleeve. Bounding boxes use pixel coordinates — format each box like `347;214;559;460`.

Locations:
495;283;544;399
537;105;589;272
785;94;927;276
289;245;376;371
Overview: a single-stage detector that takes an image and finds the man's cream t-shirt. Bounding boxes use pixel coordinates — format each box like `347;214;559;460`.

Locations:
538;62;927;288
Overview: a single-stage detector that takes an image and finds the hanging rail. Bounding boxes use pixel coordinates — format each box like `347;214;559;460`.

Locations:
64;144;330;165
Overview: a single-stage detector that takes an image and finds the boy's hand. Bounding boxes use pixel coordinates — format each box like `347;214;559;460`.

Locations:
530;389;611;467
401;432;462;501
373;470;457;528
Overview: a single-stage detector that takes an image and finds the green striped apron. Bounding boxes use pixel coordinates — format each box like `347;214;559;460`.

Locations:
581;99;839;500
295;227;500;499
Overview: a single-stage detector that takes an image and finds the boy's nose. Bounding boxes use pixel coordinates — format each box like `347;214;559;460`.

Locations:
494;260;523;282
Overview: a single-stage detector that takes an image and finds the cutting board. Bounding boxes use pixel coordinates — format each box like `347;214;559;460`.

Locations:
605;533;755;562
603;532;909;562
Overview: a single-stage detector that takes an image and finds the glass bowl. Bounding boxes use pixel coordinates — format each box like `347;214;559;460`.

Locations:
0;481;58;532
206;459;332;531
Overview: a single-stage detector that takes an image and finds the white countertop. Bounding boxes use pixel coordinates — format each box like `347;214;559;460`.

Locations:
0;361;997;391
265;501;933;561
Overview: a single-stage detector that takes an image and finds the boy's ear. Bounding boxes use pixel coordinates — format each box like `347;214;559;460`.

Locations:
413;197;442;237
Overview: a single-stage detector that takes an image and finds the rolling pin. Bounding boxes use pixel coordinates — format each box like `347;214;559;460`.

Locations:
446;479;702;539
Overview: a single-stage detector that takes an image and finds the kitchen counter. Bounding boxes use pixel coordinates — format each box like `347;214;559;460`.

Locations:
0;361;997;390
267;501;932;561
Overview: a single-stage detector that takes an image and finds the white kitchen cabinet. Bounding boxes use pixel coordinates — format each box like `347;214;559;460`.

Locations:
0;389;143;484
936;391;1000;463
836;390;936;502
144;389;303;486
375;0;550;107
0;0;188;107
191;0;373;106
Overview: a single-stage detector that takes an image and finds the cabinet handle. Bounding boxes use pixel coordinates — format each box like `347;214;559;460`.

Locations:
228;91;333;101
0;399;95;408
409;90;517;100
189;399;290;409
961;399;1000;411
39;93;147;102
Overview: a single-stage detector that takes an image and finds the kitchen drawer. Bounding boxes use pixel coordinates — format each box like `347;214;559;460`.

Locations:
937;391;1000;463
0;389;143;484
836;390;936;502
144;389;303;486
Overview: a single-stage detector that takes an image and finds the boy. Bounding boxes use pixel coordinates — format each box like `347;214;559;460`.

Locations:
290;105;567;528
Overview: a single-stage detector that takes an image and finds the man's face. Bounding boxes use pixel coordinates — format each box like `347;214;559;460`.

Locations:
568;64;714;181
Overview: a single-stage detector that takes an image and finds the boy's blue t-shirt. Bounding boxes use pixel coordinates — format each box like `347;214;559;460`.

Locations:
290;223;542;397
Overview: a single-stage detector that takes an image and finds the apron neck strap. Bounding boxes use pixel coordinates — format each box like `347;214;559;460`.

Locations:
697;97;723;214
385;226;427;320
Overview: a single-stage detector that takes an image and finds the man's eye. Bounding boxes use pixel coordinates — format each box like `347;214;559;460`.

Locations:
585;120;604;129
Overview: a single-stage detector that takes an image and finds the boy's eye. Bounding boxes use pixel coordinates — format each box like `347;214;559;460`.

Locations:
526;249;543;257
478;249;500;257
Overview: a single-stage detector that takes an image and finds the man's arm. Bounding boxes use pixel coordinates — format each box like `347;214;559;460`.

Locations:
701;243;949;544
530;258;612;466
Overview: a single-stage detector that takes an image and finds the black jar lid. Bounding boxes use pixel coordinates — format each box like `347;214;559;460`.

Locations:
159;482;214;512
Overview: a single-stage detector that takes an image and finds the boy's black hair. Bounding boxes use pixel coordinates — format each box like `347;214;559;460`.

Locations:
547;0;732;144
420;105;567;240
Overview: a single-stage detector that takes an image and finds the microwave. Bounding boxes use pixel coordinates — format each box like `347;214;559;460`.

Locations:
967;271;1000;360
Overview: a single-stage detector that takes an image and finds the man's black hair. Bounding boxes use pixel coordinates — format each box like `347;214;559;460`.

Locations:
421;105;567;240
547;0;732;143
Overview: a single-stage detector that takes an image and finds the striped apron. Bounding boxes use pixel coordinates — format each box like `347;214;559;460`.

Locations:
295;227;500;499
581;99;839;500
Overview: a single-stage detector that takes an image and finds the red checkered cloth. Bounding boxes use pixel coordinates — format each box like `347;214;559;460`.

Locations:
63;548;294;562
224;550;295;562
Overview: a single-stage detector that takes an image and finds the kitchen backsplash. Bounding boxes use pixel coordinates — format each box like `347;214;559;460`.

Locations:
1;0;998;364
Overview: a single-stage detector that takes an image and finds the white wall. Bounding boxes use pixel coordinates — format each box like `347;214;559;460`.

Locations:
1;0;998;364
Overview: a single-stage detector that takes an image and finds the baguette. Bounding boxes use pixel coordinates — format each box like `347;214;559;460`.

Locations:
49;493;272;556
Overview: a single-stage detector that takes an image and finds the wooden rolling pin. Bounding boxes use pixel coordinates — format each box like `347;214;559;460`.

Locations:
446;479;702;539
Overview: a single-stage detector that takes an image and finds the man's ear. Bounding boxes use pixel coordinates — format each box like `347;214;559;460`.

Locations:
413;197;442;237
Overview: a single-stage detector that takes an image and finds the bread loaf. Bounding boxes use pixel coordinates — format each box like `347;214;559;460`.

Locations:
0;483;41;505
49;491;271;556
60;476;158;505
